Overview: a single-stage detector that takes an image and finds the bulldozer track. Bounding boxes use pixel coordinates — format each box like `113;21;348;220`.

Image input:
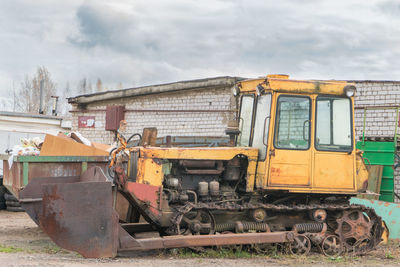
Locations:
170;201;384;255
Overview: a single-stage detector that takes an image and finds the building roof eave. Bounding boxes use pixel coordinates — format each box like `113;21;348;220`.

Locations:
68;76;243;105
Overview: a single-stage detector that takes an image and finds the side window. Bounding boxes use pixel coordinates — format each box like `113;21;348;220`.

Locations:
274;96;311;150
316;97;352;151
252;94;272;160
238;95;254;146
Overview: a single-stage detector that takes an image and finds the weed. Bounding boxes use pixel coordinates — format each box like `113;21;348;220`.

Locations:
0;244;25;253
385;251;395;259
173;247;253;259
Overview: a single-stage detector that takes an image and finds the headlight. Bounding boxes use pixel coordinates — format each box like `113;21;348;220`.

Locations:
344;85;356;97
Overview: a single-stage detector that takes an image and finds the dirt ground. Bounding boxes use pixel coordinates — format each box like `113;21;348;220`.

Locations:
0;210;399;267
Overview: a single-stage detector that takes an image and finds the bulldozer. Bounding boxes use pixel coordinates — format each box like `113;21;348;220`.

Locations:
18;74;383;258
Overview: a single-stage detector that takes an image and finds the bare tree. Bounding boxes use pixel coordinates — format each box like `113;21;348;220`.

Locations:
78;77;88;94
17;66;57;114
78;77;94;95
59;82;73;115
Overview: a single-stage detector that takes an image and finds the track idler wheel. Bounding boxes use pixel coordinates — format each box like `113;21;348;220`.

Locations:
289;234;311;256
321;235;343;257
180;209;215;235
335;210;374;254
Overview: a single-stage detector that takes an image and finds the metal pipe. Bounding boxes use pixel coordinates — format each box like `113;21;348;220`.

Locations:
51;96;59;116
362;107;366;145
39;79;44;114
395;107;399;144
186;190;197;204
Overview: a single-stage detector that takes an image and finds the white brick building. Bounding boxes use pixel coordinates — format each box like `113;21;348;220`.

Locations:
68;77;239;145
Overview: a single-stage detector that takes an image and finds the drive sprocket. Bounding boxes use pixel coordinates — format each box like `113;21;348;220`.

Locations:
335;208;382;254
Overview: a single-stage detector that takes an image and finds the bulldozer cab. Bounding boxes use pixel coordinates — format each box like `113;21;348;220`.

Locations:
234;75;359;195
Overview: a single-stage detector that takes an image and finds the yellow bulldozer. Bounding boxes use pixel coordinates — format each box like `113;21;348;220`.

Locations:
17;74;382;258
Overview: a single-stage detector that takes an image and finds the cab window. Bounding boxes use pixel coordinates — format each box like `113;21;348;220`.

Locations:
274;96;311;150
238;95;254;146
316;97;352;151
252;94;272;160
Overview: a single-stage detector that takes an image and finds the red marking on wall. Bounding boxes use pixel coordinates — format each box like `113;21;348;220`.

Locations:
78;116;95;128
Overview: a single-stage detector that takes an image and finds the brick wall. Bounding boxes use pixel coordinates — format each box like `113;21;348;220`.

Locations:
354;81;400;201
71;86;235;145
354;81;400;139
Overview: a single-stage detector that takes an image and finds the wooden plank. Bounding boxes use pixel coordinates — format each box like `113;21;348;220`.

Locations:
40;134;108;157
366;165;383;200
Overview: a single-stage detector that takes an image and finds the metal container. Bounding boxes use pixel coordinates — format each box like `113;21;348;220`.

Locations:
198;181;209;197
2;155;109;198
209;180;220;196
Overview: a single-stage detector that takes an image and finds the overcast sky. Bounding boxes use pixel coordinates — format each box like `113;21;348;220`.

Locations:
1;0;400;106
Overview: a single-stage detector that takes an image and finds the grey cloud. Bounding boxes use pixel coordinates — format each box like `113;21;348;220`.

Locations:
68;0;400;81
1;0;400;105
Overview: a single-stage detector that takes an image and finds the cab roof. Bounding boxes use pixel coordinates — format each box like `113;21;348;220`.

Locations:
238;75;355;96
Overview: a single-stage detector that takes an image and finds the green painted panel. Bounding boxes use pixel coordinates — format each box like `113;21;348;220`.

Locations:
382;166;394;177
22;162;29;186
356;141;395;203
356;141;396;152
15;156;109;163
381;178;394;191
380;192;395;202
358;152;394;165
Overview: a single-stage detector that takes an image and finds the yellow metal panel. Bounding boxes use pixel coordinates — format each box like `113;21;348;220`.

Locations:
140;147;258;160
238;76;353;96
136;158;163;187
313;152;354;189
140;146;258;192
268;152;311;187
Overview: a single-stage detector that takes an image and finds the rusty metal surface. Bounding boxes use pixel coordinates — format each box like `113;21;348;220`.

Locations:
351;197;400;240
19;176;79;225
2;156;108;197
125;182;161;216
105;105;125;131
80;166;109;182
118;231;291;252
39;181;117;258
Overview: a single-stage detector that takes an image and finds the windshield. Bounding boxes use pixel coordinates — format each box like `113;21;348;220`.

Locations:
316;97;352;151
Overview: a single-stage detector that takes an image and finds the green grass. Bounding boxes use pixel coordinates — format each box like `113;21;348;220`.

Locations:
172;248;254;259
385;251;395;259
0;244;26;253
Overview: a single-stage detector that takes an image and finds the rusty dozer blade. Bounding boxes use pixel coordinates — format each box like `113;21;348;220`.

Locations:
19;167;120;258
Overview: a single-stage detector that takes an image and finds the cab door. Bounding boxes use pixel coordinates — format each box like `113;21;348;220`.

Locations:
267;94;312;187
313;96;355;190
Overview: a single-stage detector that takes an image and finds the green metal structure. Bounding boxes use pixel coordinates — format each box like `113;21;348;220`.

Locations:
356;141;395;202
356;106;399;203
